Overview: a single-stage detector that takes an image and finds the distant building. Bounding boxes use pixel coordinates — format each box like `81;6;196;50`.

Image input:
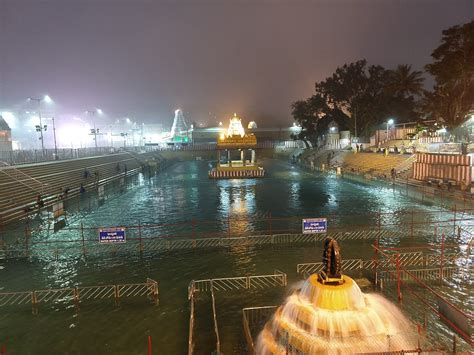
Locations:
0;116;12;151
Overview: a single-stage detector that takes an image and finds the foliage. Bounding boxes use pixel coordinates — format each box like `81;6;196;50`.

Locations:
386;64;424;98
292;60;421;145
424;21;474;129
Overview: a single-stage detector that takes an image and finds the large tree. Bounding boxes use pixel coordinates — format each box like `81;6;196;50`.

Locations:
292;60;421;144
424;21;474;129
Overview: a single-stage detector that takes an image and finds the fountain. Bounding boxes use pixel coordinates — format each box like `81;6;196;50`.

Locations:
256;238;418;354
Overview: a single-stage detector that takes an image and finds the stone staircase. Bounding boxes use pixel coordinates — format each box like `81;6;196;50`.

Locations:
0;152;162;224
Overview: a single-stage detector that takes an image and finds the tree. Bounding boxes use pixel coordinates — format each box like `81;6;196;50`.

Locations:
291;95;328;147
315;61;417;137
424;21;474;129
386;64;424;98
292;60;420;144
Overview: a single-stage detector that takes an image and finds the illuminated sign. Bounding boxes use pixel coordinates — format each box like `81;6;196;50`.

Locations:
302;218;327;234
98;227;126;243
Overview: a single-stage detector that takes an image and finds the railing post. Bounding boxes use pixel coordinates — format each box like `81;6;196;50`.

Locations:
377;210;381;243
148;335;152;355
31;291;38;315
81;223;86;257
453;204;457;236
74;287;80;313
114;285;120;306
374;239;379;287
138;220;143;255
396;253;402;302
440;233;445;282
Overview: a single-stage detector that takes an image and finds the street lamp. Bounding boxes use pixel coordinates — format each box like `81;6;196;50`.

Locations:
28;95;53;156
386;118;395;140
85;109;104;150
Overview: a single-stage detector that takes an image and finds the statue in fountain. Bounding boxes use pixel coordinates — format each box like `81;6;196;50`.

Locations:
256;238;418;354
319;237;343;284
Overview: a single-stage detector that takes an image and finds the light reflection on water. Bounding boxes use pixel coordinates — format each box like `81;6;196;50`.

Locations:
0;159;472;353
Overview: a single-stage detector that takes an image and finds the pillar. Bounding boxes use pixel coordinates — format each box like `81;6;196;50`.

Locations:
228;150;231;167
251;149;256;165
241;150;245;166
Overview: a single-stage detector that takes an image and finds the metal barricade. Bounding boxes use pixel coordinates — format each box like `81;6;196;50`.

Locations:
0;278;159;313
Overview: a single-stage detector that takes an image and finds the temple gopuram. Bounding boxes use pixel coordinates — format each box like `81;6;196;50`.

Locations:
209;113;265;179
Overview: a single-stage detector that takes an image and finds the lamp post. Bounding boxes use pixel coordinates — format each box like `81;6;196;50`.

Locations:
386;118;395;141
120;132;128;148
28;95;52;156
52;117;58;159
85;109;103;151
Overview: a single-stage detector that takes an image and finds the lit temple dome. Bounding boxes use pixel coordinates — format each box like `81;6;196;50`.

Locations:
248;121;257;129
227;113;246;138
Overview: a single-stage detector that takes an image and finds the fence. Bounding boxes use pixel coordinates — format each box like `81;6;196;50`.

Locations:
372;245;473;346
392;178;474;210
2;209;472;260
242;306;277;354
0;278;158;314
187;271;287;355
0;147;134;166
296;251;466;279
0;141;302;166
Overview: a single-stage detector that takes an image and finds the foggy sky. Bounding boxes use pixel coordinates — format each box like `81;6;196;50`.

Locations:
0;0;472;128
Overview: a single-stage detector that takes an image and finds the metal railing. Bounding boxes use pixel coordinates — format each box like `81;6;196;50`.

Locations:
0;147;131;166
242;306;277;354
372;245;473;346
296;251;466;278
2;209;472;261
0;278;158;314
188;290;195;355
187;271;287;355
189;272;287;295
210;282;221;354
0;167;46;194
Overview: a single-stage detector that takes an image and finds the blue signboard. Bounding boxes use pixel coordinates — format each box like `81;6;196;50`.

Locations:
302;218;327;234
99;227;126;244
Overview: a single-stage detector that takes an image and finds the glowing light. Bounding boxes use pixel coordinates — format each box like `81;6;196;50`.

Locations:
97;108;103;115
226;113;246;137
126;118;131;123
387;118;395;125
219;133;225;140
43;95;53;103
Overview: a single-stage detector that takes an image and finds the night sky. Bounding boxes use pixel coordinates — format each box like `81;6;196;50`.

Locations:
0;0;472;127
